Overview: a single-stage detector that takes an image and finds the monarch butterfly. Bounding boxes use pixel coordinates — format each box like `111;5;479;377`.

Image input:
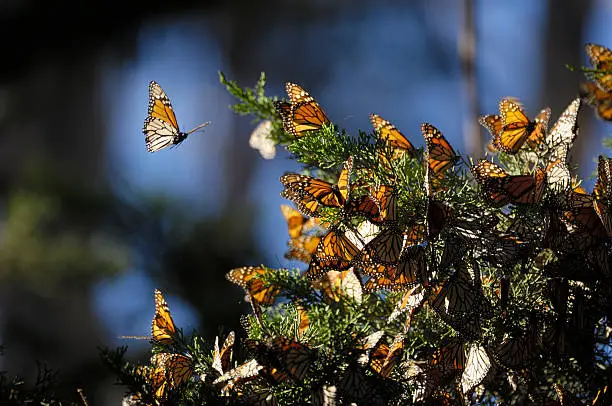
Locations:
280;204;312;239
274;82;330;137
285;234;322;263
306;228;361;280
312;268;363;304
545;98;581;163
369;333;404;377
427;199;453;240
480;98;550;153
143;81;211;153
226;267;281;307
564;188;610;238
370;114;416;169
212;331;235;375
295;305;310;339
152;289;178;345
429;338;466;374
594;155;612;201
248;336;317;381
280;157;352;217
460;344;491;396
494;317;539;369
150;352;193;400
580;82;612;121
429;265;489;318
422;123;458;178
388;285;426;323
213;358;264;393
472;160;546;206
553;383;584;406
370;184;399;222
585;43;612;91
363;245;426;292
312;384;337;406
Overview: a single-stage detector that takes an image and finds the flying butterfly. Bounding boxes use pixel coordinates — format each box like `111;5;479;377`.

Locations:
152;289;179;345
143;81;210;152
585;43;612;91
479;98;550;153
422;123;458;180
580;82;612;121
274;82;330;137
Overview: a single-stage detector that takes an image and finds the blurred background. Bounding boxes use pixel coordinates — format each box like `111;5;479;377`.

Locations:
0;0;611;403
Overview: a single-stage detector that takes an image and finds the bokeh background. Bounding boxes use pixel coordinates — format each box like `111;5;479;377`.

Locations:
0;0;611;404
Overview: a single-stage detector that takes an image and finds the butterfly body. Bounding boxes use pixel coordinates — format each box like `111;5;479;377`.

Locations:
143;81;210;152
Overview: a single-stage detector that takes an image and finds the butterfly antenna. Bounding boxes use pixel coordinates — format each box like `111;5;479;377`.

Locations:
118;335;151;340
186;121;212;135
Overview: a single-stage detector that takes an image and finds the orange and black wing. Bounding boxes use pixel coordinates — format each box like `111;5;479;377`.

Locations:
284;82;330;137
370;114;415;154
422;123;457;177
585;43;612;91
226;267;280;306
144;81;182;153
152;289;177;345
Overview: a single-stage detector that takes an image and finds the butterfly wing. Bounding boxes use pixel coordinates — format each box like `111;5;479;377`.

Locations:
422;123;457;177
226;267;280;306
370;114;415;153
144;81;183;152
496;98;531;153
152;289;177;345
284;82;330;137
586;43;612;91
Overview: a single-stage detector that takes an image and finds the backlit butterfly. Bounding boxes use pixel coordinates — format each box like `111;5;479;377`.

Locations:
545;98;581;163
472;160;546;206
460;344;491;396
150;352;193;400
370;114;416;168
479;98;550;153
143;81;210;152
212;331;235;375
152;289;178;345
585;43;612;91
580;82;612;121
422;123;458;179
311;268;363;304
280;157;352;217
363;245;426;292
306;227;361;280
247;336;317;381
226;266;281;307
369;333;404;378
274;82;330;137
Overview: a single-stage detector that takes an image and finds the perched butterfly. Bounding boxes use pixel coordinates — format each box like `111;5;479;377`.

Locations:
213;358;264;393
363;245;426;292
370;114;416;168
387;285;426;324
545;98;581;163
281;157;352;217
369;333;405;378
472;160;546;206
564;188;610;238
429;338;467;375
212;331;235;376
247;336;317;381
312;384;337;406
460;344;491;396
143;81;210;152
274;82;330;137
312;268;363;304
422;123;458;178
150;352;193;400
580;82;612;121
480;98;550;153
226;267;281;307
585;43;612;91
553;383;584;406
306;227;361;280
494;317;539;369
152;289;178;345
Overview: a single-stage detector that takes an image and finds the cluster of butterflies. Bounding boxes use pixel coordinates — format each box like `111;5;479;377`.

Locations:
581;43;612;121
130;59;612;403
